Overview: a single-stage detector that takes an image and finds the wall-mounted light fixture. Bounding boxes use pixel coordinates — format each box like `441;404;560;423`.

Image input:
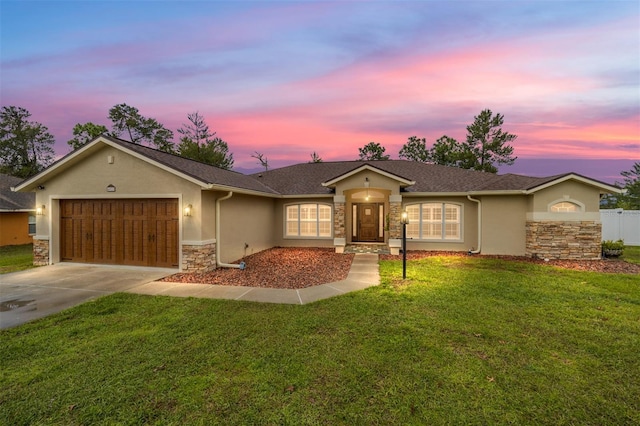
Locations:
37;185;45;190
365;177;370;201
184;204;192;217
36;205;45;215
106;184;116;192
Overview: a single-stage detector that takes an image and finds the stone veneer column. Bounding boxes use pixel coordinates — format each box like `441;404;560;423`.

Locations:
388;195;403;255
333;195;346;253
526;221;602;260
388;195;403;239
182;241;217;272
33;238;49;266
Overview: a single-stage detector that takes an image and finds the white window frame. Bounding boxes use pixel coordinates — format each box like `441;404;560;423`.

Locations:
285;203;333;239
28;214;36;235
405;202;462;241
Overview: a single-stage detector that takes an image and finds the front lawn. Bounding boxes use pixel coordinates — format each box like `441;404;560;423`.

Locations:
0;243;34;274
622;245;640;265
1;256;638;425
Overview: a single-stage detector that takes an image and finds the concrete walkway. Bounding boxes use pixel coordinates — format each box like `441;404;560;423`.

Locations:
128;253;380;304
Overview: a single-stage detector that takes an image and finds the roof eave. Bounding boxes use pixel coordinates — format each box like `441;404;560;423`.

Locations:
322;164;415;187
524;173;623;195
14;136;214;192
206;184;280;198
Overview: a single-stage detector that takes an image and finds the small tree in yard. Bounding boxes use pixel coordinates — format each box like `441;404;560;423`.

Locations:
358;141;390;160
429;135;471;167
177;112;234;170
309;152;323;163
601;162;640;209
252;151;269;171
67;122;109;151
398;136;429;162
461;109;517;173
108;103;175;153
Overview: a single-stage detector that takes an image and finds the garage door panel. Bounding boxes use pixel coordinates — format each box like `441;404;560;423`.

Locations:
152;217;179;268
92;218;117;264
122;217;149;266
60;199;178;268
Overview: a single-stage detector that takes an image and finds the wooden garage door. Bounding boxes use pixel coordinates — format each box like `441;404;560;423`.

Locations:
60;199;178;268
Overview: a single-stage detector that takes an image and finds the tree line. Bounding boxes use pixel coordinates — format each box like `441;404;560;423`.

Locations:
356;109;517;174
1;104;637;208
0;104;234;178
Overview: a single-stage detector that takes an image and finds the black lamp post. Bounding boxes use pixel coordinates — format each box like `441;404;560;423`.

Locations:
401;211;409;279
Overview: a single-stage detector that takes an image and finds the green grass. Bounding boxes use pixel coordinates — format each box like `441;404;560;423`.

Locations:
1;256;639;425
0;243;34;274
622;245;640;265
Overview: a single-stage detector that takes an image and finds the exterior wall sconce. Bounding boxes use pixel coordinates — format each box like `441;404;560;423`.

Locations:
365;177;370;201
401;211;409;279
36;205;45;215
106;184;116;192
184;204;192;217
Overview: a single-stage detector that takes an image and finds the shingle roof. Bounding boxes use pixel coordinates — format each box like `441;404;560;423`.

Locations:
0;174;34;210
14;136;617;197
250;160;558;195
103;137;279;195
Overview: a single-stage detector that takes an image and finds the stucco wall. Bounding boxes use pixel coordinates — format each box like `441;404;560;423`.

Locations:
531;180;601;213
400;196;479;252
218;192;276;263
34;145;204;263
0;212;33;246
334;170;402;196
481;195;528;256
272;197;335;248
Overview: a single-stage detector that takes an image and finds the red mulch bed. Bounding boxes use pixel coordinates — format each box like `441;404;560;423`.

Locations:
380;251;640;274
161;247;355;289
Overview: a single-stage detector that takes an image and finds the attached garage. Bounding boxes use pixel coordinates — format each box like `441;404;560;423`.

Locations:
60;199;179;268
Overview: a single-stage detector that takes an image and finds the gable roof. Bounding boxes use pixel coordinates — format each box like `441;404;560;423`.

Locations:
14;136;279;196
1;174;34;211
13;136;622;197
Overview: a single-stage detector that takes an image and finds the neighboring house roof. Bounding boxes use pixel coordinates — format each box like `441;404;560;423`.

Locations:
13;135;622;197
0;174;34;211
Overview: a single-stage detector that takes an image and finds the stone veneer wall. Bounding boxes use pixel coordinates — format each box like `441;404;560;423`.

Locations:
389;201;402;239
526;221;601;260
33;238;49;266
182;242;216;272
334;202;345;238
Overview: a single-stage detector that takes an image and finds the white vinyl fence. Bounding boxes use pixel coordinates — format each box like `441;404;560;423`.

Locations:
600;209;640;246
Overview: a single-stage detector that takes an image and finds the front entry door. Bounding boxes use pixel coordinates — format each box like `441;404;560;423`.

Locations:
355;203;383;242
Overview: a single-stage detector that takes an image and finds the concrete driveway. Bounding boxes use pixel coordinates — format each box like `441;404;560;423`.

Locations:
0;264;174;329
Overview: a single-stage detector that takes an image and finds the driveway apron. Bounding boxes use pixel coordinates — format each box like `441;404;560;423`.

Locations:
0;264;174;329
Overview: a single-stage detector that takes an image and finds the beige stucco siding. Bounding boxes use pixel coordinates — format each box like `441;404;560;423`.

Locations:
400;196;478;252
529;180;602;221
34;146;204;263
481;195;528;256
334;170;401;195
272;198;335;248
217;193;276;263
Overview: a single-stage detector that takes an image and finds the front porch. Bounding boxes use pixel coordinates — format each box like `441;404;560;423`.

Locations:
344;243;391;254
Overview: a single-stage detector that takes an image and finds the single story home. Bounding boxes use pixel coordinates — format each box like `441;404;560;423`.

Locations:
13;136;621;271
1;173;35;247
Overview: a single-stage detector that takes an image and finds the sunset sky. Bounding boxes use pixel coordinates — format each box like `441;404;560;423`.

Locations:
1;0;638;183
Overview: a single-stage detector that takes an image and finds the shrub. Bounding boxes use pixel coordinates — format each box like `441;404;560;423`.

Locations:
602;239;625;257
